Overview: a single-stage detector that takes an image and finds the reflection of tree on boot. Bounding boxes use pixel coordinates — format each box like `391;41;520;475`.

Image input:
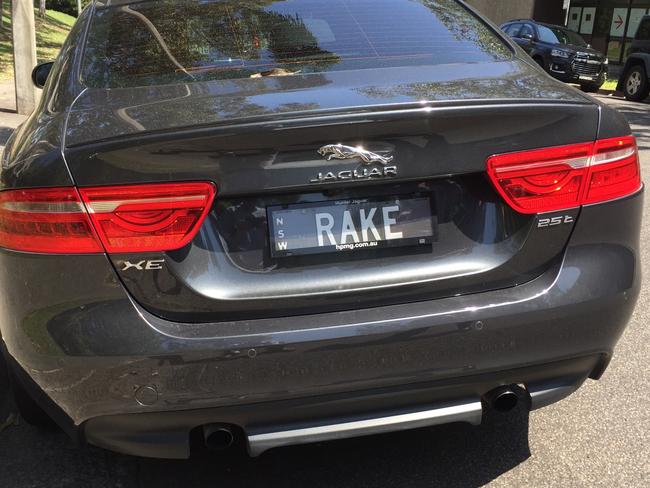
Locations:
86;1;340;86
250;68;301;78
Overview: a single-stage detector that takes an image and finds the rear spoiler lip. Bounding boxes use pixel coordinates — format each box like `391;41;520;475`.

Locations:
66;59;594;148
65;98;596;150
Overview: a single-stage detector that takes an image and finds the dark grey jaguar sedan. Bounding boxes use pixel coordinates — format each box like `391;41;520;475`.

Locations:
0;0;642;459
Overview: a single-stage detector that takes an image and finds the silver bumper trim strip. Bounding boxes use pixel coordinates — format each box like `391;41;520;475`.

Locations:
247;399;483;456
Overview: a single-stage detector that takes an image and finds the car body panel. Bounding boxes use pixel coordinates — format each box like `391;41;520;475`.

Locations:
0;0;642;459
0;190;642;458
57;40;600;323
62;61;592;148
61;99;600;322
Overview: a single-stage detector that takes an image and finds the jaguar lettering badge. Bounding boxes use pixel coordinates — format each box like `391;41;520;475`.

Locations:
310;166;398;183
312;144;398;183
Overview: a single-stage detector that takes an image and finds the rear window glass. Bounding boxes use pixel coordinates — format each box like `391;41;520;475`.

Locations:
82;0;511;88
541;25;587;47
637;19;650;41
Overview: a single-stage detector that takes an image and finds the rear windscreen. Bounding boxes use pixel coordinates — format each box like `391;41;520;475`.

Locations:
82;0;511;88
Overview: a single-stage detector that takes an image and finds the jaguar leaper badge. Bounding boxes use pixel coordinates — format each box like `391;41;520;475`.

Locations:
317;144;394;165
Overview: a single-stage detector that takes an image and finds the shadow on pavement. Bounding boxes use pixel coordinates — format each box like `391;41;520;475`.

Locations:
0;396;531;488
142;405;530;488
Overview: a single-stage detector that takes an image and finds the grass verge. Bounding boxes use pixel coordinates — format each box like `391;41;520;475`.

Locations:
0;5;76;81
602;78;619;92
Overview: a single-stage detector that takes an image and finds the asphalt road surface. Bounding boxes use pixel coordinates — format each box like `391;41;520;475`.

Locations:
0;94;648;488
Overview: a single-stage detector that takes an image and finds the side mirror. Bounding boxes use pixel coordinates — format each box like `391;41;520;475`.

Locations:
521;33;534;41
31;62;54;89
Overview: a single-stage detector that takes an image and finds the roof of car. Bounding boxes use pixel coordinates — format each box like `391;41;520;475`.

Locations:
503;19;573;31
538;22;573;30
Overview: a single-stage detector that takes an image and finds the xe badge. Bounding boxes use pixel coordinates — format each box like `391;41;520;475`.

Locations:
121;259;165;271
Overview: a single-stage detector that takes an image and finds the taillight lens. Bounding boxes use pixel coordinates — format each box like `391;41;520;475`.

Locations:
0;182;216;254
487;136;641;214
79;182;216;253
584;137;641;204
0;187;102;254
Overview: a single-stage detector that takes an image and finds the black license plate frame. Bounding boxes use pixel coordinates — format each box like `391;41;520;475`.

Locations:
267;195;437;258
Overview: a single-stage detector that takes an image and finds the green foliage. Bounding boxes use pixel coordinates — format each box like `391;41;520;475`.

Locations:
46;0;91;17
0;7;76;80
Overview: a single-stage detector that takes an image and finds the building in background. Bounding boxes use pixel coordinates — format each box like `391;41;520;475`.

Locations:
467;0;650;64
567;1;650;64
465;0;534;25
465;0;568;28
533;0;571;25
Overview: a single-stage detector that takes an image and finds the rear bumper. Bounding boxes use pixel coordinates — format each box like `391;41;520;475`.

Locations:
78;355;602;458
0;190;643;458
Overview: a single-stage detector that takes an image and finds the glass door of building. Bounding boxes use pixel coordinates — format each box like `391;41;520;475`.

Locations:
567;1;650;63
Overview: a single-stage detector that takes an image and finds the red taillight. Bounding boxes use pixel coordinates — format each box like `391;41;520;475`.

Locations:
487;136;641;214
0;182;216;254
0;187;103;254
79;182;216;253
584;137;641;204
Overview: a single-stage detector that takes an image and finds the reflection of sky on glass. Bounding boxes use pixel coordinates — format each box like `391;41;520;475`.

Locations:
263;0;507;68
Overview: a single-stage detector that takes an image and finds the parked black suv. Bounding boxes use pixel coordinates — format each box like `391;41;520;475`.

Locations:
501;19;608;92
619;15;650;101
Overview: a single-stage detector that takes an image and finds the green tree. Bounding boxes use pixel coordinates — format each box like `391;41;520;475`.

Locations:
47;0;91;17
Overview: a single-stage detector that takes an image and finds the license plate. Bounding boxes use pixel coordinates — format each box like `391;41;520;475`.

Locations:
268;196;435;258
579;75;595;81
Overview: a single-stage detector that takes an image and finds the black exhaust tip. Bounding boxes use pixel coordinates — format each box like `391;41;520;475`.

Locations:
485;386;519;412
203;424;235;451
